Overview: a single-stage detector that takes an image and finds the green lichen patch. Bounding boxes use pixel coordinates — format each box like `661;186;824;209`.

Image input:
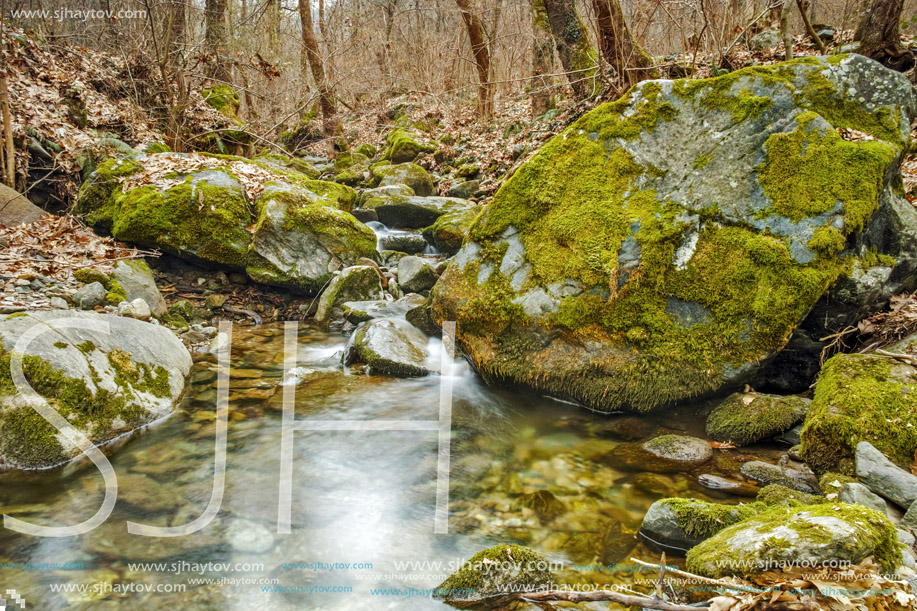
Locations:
800;354;917;475
756;484;827;506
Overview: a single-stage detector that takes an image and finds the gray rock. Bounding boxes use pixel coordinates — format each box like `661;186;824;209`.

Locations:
0;310;191;469
775;423;804;446
904;501;917;532
344;318;433;377
378;231;428;254
856;441;917;508
839;482;888;515
72;281;107;309
112;260;167;317
374;163;434;196
448;179;480;199
740;460;820;494
643;434;713;466
0;184;44;226
397;256;438;293
341;294;426;324
750;28;781;50
365;195;473;229
314;266;384;324
49;296;69;310
119;297;153;321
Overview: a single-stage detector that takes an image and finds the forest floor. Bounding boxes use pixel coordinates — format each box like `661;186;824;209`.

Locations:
2;25;916;334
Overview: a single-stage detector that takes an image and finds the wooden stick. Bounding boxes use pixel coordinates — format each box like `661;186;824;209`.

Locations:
517;589;702;610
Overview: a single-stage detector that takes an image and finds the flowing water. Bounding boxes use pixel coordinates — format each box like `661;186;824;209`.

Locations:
0;323;781;609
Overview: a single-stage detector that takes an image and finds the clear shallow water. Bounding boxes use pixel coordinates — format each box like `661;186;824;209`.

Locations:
0;323;781;609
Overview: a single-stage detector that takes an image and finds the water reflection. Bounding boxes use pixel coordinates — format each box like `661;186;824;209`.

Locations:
0;323;780;609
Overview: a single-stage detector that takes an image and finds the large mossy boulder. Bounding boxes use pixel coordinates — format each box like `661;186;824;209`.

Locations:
686;503;902;578
77;152;374;294
423;206;480;256
363;193;474;229
800;353;917;476
706;391;810;446
432;55;917;413
0;311;192;470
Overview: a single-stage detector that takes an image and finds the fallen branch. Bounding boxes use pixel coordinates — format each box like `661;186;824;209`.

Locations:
874;349;917;367
222;304;262;325
517;589;703;610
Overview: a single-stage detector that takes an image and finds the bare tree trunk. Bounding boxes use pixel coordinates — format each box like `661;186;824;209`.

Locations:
779;0;793;60
0;0;15;188
455;0;494;118
795;0;825;52
854;0;915;71
591;0;656;88
531;0;555;116
542;0;597;99
298;0;338;136
165;0;188;70
205;0;231;82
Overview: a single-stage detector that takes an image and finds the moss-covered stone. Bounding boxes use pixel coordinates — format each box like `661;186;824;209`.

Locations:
819;472;857;495
706;392;810;446
756;484;827;506
433;544;553;607
77;153;373;294
0;311;191;470
422;207;480;256
800;353;917;475
371;162;434;197
202;85;242;123
431;55;917;413
687;503;902;578
105;279;127;305
73;267;111;288
382;129;433;163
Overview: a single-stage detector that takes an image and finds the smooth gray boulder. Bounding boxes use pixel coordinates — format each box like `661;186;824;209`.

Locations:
643;434;712;466
314;266;384;324
857;441;917;508
112;260;167;318
839;482;888;515
378;231;428;254
72;281;107;309
0;310;192;469
397;256;438;293
118;298;152;321
343;318;433;377
341;294;426;324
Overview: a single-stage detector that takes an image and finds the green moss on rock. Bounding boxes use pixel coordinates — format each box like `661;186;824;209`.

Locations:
105;279;127;305
800;354;917;475
433;544;554;605
705;392;809;446
686;503;902;578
